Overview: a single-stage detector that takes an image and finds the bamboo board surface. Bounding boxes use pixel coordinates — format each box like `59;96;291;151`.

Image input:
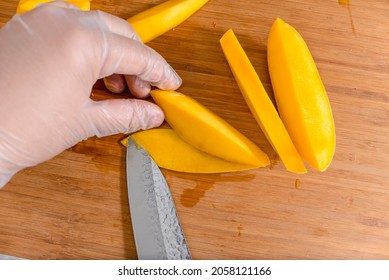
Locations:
1;0;389;259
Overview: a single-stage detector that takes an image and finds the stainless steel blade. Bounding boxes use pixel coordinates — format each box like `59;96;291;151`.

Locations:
126;137;191;260
0;253;23;260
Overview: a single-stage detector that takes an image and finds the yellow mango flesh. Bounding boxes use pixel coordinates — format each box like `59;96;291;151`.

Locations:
150;90;270;167
123;129;258;173
16;0;91;14
220;29;307;174
268;18;335;171
128;0;209;43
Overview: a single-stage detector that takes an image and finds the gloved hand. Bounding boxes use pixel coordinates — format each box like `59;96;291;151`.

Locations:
0;2;182;187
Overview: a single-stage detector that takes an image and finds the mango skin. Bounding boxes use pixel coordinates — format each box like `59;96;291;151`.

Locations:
125;129;258;173
267;18;336;171
150;90;270;168
220;29;307;174
128;0;209;43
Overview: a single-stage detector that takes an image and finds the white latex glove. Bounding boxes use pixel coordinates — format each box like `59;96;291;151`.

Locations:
0;2;182;187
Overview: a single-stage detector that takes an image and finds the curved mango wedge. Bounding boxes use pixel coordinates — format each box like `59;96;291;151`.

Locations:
122;129;259;173
16;0;91;14
150;90;270;167
220;29;307;174
128;0;209;43
268;18;335;171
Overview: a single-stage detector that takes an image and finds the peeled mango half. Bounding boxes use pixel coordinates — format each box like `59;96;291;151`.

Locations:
150;90;270;168
267;18;336;171
123;129;258;173
16;0;91;13
128;0;209;43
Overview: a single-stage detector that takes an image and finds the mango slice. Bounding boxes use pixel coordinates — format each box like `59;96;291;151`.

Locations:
150;90;270;167
128;0;209;43
220;29;307;174
268;18;335;171
123;129;258;173
16;0;91;14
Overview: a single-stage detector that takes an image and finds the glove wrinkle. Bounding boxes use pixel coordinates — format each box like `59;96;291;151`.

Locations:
10;15;33;34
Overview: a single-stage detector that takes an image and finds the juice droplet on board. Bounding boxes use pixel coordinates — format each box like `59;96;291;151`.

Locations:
295;179;301;189
338;0;349;5
338;0;356;35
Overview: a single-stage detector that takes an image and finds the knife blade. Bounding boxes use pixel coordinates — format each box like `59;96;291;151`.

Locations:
126;137;191;260
0;253;23;260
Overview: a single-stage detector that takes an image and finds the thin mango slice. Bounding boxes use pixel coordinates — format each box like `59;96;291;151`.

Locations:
150;90;270;167
16;0;91;14
268;18;335;171
220;29;307;174
122;129;258;173
128;0;208;43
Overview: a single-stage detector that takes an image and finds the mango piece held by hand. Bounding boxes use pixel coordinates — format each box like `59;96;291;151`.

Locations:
268;18;335;171
128;0;209;43
16;0;91;14
123;129;258;173
150;90;270;168
220;29;307;174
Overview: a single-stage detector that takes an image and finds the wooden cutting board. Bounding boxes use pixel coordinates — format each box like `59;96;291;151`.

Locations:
1;0;389;259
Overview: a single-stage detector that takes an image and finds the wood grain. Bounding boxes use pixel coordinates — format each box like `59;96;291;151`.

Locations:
1;0;389;259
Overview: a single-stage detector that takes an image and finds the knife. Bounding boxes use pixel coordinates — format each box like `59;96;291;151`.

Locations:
126;137;191;260
0;253;23;260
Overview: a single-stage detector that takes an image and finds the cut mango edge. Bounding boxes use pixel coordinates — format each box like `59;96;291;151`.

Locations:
121;129;260;174
128;0;209;43
268;18;335;171
16;0;91;14
220;29;307;174
150;89;270;168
